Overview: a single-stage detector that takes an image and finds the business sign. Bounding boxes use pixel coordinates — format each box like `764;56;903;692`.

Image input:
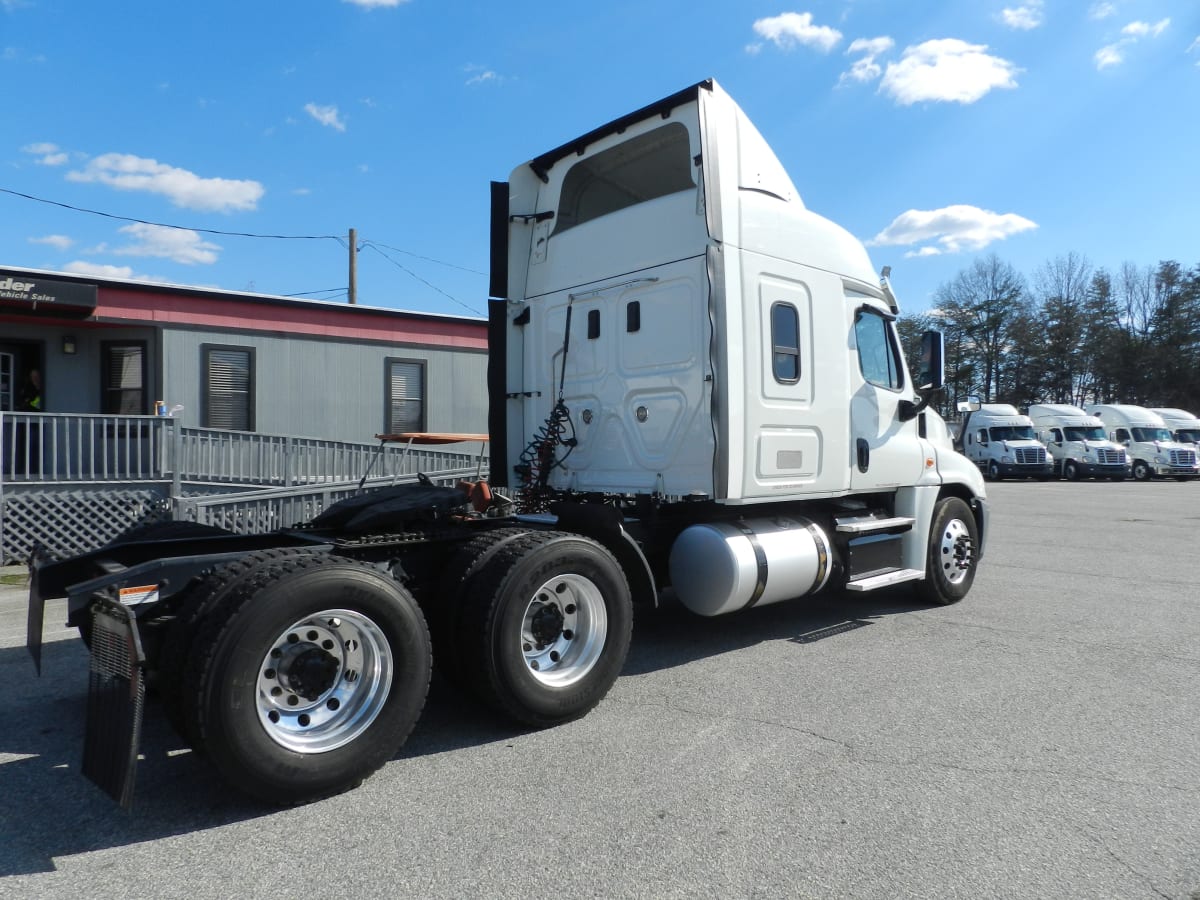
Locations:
0;272;98;317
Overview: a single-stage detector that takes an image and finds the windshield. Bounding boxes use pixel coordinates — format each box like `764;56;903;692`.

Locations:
989;425;1035;441
1174;429;1200;444
1063;426;1106;441
1131;427;1172;442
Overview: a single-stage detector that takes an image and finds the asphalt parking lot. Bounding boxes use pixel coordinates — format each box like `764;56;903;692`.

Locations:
2;480;1199;899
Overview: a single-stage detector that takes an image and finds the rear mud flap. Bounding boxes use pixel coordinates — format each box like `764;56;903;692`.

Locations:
26;580;46;675
82;600;146;810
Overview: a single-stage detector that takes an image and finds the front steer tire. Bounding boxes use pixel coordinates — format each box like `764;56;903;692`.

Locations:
915;496;979;606
182;557;431;805
455;531;632;728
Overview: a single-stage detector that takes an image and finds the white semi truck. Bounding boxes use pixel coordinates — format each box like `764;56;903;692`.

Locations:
1089;404;1198;480
1027;403;1128;481
958;403;1053;481
27;79;989;808
1150;408;1200;450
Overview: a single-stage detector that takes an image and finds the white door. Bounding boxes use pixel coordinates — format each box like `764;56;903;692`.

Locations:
848;306;927;491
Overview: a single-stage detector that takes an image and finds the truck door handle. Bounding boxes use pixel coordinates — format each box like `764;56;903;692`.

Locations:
856;438;870;473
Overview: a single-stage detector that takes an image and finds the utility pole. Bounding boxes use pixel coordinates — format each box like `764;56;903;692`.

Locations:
348;228;358;305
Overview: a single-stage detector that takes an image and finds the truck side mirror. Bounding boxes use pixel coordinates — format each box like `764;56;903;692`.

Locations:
918;330;944;391
898;330;946;421
956;395;981;414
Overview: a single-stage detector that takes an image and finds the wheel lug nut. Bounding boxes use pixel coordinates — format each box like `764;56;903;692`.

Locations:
530;660;540;670
563;629;573;640
523;642;532;652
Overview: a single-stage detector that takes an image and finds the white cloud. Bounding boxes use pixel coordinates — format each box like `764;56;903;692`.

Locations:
880;39;1020;105
1094;43;1124;68
867;204;1038;255
66;153;264;212
752;12;843;53
1095;17;1170;69
62;261;136;279
112;223;220;265
1089;3;1117;20
304;102;346;131
20;142;68;165
1190;36;1200;65
466;70;499;86
999;1;1044;30
342;0;410;7
840;36;894;85
1122;18;1169;38
29;234;73;250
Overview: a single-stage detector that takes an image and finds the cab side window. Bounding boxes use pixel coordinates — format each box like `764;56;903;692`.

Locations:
853;309;903;391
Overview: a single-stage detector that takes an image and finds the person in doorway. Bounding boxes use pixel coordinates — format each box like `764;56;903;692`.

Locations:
20;369;42;411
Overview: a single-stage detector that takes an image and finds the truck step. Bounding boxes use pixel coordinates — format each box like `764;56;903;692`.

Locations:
845;567;924;592
835;515;915;535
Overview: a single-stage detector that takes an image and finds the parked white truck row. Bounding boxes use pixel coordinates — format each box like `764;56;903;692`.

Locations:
957;402;1200;481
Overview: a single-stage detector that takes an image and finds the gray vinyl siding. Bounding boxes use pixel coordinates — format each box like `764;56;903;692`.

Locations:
160;328;487;442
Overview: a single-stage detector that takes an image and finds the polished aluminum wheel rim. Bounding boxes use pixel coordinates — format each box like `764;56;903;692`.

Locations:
520;574;607;688
256;609;392;753
938;518;974;585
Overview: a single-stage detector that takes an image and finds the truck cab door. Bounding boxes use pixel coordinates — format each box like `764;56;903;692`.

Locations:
849;307;927;490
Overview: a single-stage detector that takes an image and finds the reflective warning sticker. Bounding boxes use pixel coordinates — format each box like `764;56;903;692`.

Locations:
118;584;160;606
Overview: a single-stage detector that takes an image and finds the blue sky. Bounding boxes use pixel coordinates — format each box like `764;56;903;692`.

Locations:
2;0;1196;318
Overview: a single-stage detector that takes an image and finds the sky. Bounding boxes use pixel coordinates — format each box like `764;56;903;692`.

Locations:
2;0;1197;319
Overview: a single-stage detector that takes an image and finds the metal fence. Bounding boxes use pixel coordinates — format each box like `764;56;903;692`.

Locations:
0;412;489;563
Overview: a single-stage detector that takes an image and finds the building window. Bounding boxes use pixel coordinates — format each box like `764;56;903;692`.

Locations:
555;123;695;234
203;344;255;431
854;309;903;391
386;359;425;434
102;342;147;414
770;302;801;384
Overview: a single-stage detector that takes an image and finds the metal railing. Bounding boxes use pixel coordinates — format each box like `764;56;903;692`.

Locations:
0;412;490;562
176;467;488;534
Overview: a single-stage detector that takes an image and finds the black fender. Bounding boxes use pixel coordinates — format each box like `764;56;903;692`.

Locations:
542;502;658;608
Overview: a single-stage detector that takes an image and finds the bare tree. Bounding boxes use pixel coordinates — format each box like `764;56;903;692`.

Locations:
933;254;1030;402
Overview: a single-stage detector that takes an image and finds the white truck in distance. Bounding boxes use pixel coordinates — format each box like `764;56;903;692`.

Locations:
1150;408;1200;451
27;79;990;809
1027;404;1128;481
1089;404;1198;480
958;404;1053;481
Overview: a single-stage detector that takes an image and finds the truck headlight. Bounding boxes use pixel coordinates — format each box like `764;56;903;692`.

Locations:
1155;454;1167;464
1001;455;1011;463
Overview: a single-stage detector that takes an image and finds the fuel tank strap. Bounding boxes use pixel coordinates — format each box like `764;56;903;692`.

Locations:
732;522;768;610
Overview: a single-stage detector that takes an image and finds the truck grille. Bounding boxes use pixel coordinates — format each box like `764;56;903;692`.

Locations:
1014;447;1047;465
1170;449;1197;468
1096;448;1125;465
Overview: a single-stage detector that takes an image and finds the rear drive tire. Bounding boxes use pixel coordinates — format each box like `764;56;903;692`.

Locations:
158;547;330;748
183;557;431;805
915;496;978;606
455;531;632;727
431;527;535;688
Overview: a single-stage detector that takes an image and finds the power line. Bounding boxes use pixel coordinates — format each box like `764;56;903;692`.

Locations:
0;186;342;240
282;287;349;299
363;243;484;317
2;184;486;310
359;239;486;276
